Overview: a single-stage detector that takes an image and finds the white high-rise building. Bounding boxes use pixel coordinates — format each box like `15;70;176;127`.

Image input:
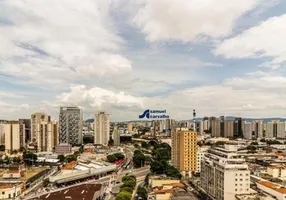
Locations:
94;112;110;145
4;121;25;153
59;107;83;145
195;146;209;173
201;145;251;200
0;123;5;145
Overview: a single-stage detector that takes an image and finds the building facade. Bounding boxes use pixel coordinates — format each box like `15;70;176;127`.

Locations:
94;112;110;145
172;130;197;178
201;145;251;200
31;113;50;143
59;107;83;145
113;125;120;146
4;121;25;153
36;121;59;152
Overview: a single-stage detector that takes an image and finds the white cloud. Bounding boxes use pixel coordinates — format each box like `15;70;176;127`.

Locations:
0;92;25;98
56;85;144;109
132;0;271;43
214;14;286;68
0;0;131;87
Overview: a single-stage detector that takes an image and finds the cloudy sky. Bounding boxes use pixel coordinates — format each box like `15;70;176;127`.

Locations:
1;0;286;121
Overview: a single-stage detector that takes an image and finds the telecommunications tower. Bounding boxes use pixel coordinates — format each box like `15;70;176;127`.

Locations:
193;109;196;131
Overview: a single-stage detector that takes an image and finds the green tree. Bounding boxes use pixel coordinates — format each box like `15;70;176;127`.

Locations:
133;134;140;138
137;187;147;200
0;145;5;151
133;150;145;168
58;155;65;162
83;137;94;144
250;142;258;145
166;165;182;179
153;148;171;161
122;174;136;182
65;154;77;163
246;146;256;151
115;191;132;200
108;138;114;146
23;152;37;165
13;157;21;163
150;160;168;174
107;154;117;163
43;178;50;187
120;187;133;193
122;180;136;189
114;153;125;160
141;142;149;149
215;141;225;146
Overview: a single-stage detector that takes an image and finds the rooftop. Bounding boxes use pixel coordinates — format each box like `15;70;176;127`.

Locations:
258;181;286;194
61;161;78;170
31;183;102;200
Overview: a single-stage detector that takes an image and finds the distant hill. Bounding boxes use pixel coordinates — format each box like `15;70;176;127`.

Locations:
85;117;286;123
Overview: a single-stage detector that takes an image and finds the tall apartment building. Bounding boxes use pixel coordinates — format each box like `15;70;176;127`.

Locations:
19;119;31;142
113;125;120;146
36;121;59;152
265;120;286;138
94;112;110;145
31;113;50;143
172;130;197;178
59;107;83;145
201;145;251;200
4;121;25;153
224;120;234;138
211;118;221;137
127;123;133;133
0;122;6;145
252;120;263;138
243;122;253;140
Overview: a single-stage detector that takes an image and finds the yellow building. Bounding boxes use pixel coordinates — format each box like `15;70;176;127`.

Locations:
172;130;197;178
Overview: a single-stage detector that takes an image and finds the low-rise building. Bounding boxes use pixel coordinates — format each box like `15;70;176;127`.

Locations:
0;183;23;199
55;143;72;154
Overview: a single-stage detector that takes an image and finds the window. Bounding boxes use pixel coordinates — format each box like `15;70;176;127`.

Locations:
2;192;4;195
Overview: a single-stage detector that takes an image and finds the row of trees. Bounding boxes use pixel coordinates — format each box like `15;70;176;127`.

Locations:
115;174;137;200
107;153;125;163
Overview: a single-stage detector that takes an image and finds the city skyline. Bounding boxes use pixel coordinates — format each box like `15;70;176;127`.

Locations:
1;1;286;121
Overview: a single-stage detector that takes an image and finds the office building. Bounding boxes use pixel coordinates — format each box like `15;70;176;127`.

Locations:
234;117;243;138
113;125;120;146
203;118;210;131
31;113;50;143
59;107;83;145
172;130;197;178
36;121;59;152
201;145;251;200
4;121;25;153
94;112;110;145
